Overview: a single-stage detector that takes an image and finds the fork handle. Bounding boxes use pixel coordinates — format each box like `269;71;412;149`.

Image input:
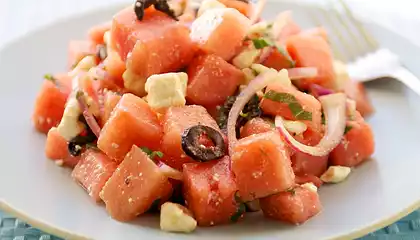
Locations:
391;67;420;97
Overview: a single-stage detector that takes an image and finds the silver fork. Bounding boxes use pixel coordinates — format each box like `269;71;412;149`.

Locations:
307;0;420;95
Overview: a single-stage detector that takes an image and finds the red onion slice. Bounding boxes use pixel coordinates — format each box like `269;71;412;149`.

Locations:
275;93;347;157
288;67;318;80
158;162;183;181
76;91;101;138
310;84;334;97
227;70;279;155
249;0;266;24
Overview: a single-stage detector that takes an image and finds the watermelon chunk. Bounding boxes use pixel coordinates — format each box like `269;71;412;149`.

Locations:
187;54;244;107
183;157;239;226
240;117;274;138
260;47;294;70
32;76;71;134
111;7;196;94
260;185;322;224
72;149;118;202
354;83;374;117
100;145;173;221
291;128;328;177
161;105;223;170
98;93;162;163
88;21;112;45
329;111;375;167
101;91;122;125
190;8;250;61
68;40;95;69
45;127;80;168
260;82;322;131
231;131;295;201
286;35;335;89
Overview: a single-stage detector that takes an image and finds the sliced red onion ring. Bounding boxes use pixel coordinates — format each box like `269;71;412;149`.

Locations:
249;0;266;24
310;84;334;97
227;71;279;155
275;93;347;157
158;162;183;181
288;67;318;80
76;91;101;138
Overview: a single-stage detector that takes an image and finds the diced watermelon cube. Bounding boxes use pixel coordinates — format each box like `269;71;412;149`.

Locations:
72;149;118;202
260;47;294;70
260;185;322;224
240;117;274;138
183;157;239;226
111;7;196;94
100;145;173;221
286;35;335;89
187;54;244;107
260;82;322;131
68;40;95;69
45;127;80;168
190;8;250;61
32;76;71;134
98;93;162;163
101;91;122;125
330;111;375;167
161;105;223;170
88;21;112;45
231;131;295;201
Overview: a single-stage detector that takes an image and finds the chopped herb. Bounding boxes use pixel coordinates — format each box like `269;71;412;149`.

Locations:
321;112;326;125
140;147;164;159
344;125;353;134
239;111;249;118
266;23;273;29
44;73;55;82
286;187;296;196
264;90;312;121
252;38;272;49
231;192;246;222
217;96;236;129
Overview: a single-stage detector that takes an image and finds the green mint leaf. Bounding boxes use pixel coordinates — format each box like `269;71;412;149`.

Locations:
252;38;272;49
344;125;353;134
44;74;55;82
140;147;163;159
264;90;297;104
321;113;326;125
264;90;312;121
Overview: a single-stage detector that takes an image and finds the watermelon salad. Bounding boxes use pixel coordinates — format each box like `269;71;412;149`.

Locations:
32;0;375;233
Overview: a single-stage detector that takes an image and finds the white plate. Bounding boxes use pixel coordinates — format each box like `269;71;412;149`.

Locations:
1;2;420;240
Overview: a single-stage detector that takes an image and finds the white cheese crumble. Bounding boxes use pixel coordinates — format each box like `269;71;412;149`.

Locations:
320;166;352;183
160;202;197;233
145;72;188;111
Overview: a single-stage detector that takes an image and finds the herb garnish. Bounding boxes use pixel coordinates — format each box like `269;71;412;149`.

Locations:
252;38;272;49
264;90;312;121
231;192;246;222
286;187;296;196
140;147;164;159
344;125;353;134
44;73;56;82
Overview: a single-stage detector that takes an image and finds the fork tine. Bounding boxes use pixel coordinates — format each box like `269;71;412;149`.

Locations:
304;7;346;62
337;0;379;51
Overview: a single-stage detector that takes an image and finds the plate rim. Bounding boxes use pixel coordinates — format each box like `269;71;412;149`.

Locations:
1;2;419;240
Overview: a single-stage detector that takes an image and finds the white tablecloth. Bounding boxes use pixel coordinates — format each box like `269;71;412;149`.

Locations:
0;0;419;48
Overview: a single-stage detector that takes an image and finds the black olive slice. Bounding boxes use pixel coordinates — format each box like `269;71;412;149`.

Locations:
181;125;226;162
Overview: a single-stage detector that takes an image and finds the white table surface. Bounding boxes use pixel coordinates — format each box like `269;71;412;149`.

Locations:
0;0;419;49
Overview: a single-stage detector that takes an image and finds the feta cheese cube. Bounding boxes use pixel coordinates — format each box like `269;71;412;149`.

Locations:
232;47;261;69
69;55;97;78
145;72;188;111
57;95;83;141
160;202;197;233
123;69;147;97
247;21;269;39
197;0;226;17
320;166;351;183
301;182;318;193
